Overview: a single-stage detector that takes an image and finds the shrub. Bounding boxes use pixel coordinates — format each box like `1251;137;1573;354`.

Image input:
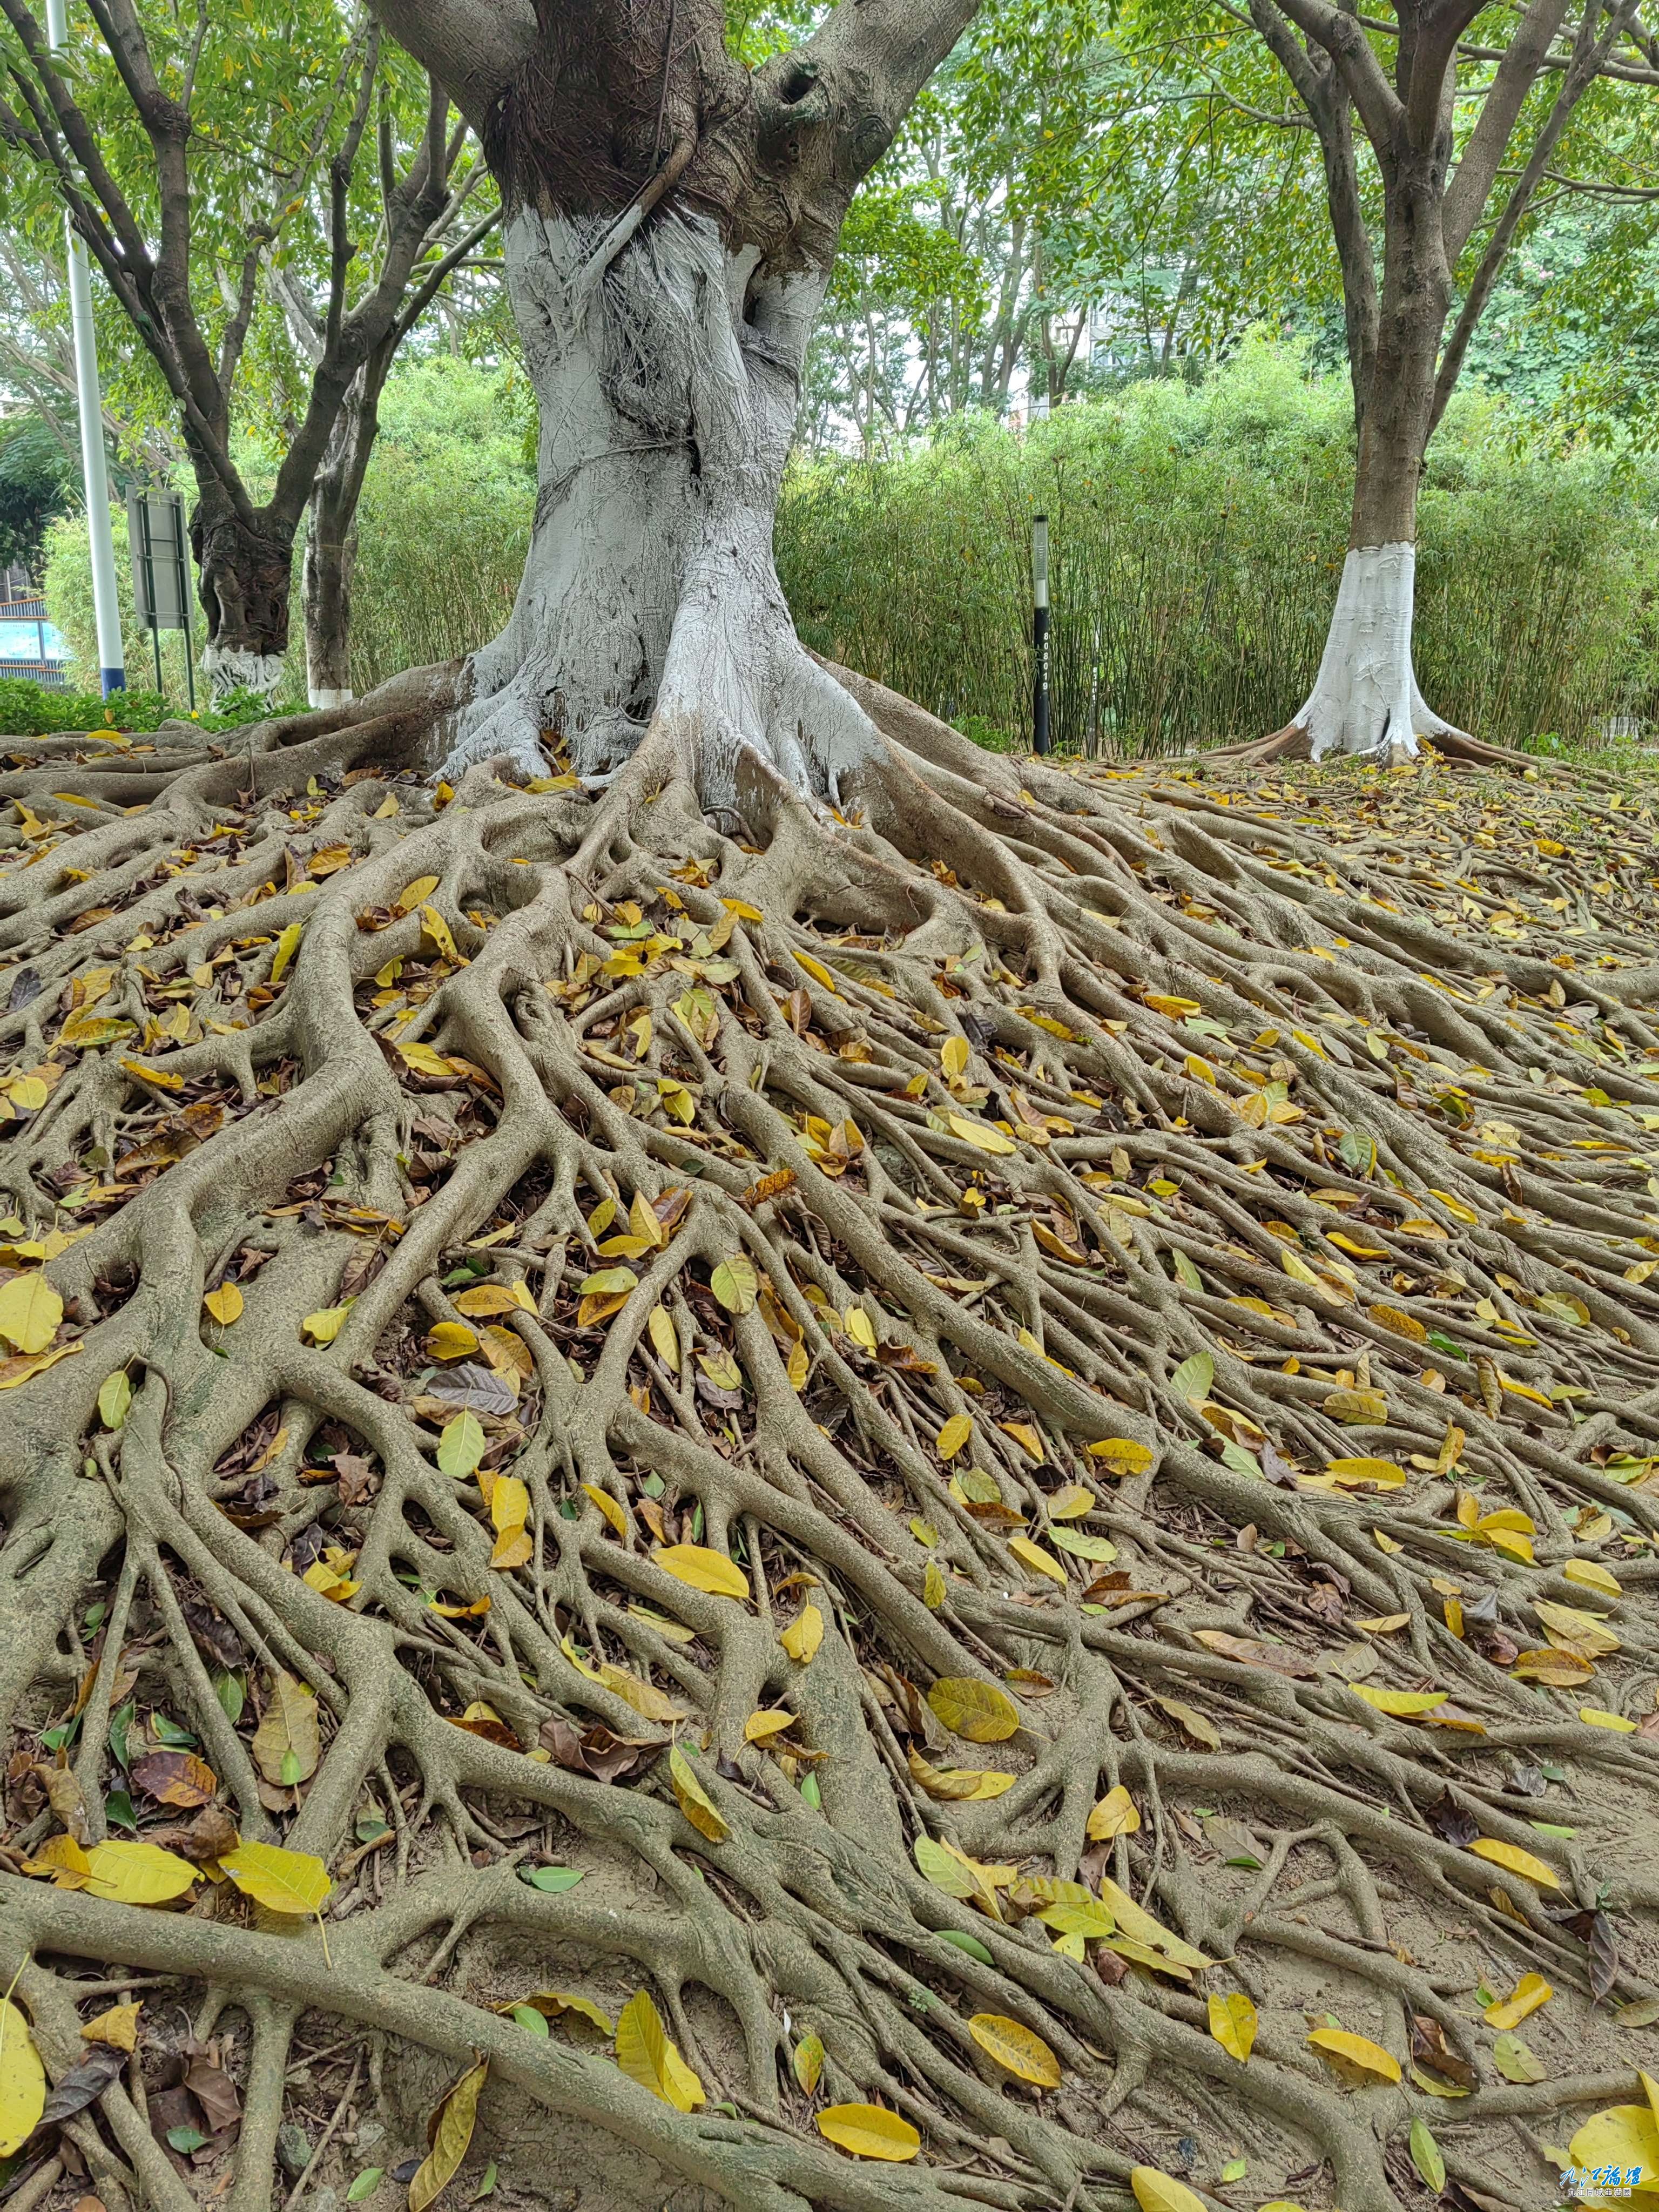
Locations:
776;336;1659;753
0;676;273;738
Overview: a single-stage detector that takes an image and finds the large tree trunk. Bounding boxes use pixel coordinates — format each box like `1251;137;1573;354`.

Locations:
301;365;388;709
435;208;878;813
302;498;356;711
400;0;981;811
188;477;296;704
1288;157;1467;761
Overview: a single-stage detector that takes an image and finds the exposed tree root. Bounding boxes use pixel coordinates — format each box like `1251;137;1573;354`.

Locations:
1199;721;1579;783
2;675;1657;2212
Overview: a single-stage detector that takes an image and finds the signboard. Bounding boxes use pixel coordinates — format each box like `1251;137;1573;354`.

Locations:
129;489;191;629
127;488;195;705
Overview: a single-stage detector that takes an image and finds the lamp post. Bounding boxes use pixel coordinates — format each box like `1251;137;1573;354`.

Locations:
45;0;124;697
1031;512;1050;757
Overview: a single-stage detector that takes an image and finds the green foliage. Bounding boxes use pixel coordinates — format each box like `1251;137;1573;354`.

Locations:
0;414;74;575
777;337;1658;754
346;359;534;693
315;342;1659;754
0;677;271;737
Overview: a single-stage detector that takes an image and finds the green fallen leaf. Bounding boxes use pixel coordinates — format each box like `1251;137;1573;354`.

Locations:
1492;2031;1546;2083
935;1928;994;1966
1170;1351;1213;1404
518;1865;584;1892
346;2172;383;2203
97;1370;130;1430
437;1409;485;1479
1409;2116;1445;2192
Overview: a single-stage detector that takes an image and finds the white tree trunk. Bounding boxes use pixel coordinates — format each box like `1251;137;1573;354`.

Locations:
201;645;288;706
435;207;878;812
1292;544;1468;761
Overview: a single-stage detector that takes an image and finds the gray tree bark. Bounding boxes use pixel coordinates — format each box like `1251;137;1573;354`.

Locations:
369;0;979;802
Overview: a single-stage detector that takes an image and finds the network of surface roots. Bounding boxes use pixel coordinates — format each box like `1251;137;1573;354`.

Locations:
0;682;1656;2212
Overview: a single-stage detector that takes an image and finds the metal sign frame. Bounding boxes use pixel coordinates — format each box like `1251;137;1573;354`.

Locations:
127;488;195;708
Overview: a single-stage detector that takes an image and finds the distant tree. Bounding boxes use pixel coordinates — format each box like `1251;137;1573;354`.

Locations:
0;407;70;574
0;1;495;698
1108;0;1659;754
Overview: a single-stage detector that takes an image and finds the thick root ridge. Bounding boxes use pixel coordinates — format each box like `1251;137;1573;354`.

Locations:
1;679;1657;2212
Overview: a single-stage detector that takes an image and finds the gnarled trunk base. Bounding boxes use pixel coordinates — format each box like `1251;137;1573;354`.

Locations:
437;210;876;817
191;494;297;706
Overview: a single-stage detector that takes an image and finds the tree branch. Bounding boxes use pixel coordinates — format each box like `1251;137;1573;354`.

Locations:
1408;0;1512;137
1442;0;1573;259
1432;0;1645;429
1253;0;1403;150
797;0;983;182
1355;11;1659;88
367;0;537;132
389;203;502;348
267;66;460;530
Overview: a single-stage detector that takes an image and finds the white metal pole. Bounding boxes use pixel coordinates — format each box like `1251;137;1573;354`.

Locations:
45;0;124;696
1031;513;1050;757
